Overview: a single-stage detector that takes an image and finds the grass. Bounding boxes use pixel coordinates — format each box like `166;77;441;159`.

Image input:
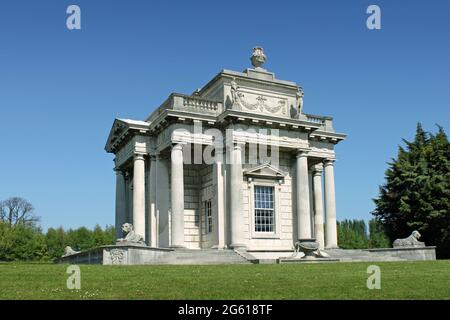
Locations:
0;261;449;300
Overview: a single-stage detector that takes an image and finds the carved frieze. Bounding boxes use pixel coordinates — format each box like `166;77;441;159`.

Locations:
109;249;125;265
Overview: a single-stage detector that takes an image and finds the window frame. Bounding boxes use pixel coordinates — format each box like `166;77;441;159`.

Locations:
204;199;212;234
248;179;281;239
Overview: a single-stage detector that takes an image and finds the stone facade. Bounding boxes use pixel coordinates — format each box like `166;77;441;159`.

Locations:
105;48;347;252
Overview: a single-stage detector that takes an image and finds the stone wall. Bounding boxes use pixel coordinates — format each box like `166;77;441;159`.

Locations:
183;164;201;249
241;150;295;250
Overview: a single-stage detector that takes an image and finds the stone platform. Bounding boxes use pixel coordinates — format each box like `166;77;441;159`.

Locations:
57;244;250;265
56;245;436;265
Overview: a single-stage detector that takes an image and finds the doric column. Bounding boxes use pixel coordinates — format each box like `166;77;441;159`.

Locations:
324;159;338;248
114;169;126;240
133;154;146;241
170;144;185;248
148;155;157;247
313;164;325;249
214;147;226;249
229;143;245;248
296;150;312;240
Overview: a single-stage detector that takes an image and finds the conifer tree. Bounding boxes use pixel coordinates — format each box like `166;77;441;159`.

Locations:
372;123;450;258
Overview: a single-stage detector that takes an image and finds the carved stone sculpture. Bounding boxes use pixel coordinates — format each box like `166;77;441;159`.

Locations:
296;87;304;115
393;230;425;247
230;79;241;106
250;47;266;68
291;239;330;259
109;248;125;264
62;246;79;257
117;223;145;245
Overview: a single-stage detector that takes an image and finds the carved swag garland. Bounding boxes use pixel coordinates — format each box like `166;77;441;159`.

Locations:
230;79;286;114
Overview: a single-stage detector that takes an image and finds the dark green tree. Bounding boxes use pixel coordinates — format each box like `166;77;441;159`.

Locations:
0;221;47;261
337;219;368;249
372;123;450;258
45;227;66;258
368;219;390;248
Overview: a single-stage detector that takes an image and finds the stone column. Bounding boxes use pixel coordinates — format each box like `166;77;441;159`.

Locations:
324;159;338;248
133;154;146;241
170;144;185;248
308;169;315;237
229;143;245;248
114;169;126;240
156;155;170;247
313;164;325;249
214;148;226;249
148;155;157;247
296;150;312;240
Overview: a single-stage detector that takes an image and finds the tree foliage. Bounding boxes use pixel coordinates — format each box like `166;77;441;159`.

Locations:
0;197;116;261
372;123;450;258
337;219;390;249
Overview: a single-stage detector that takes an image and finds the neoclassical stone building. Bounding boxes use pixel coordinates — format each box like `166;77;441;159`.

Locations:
105;48;346;252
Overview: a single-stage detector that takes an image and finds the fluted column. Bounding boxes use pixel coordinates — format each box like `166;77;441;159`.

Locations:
313;164;325;249
133;154;146;241
148;155;157;247
114;169;126;239
230;143;245;248
324;159;338;248
296;150;312;240
170;144;185;248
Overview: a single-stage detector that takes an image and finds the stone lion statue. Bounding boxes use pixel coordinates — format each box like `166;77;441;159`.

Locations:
393;230;425;248
117;223;145;245
62;246;79;257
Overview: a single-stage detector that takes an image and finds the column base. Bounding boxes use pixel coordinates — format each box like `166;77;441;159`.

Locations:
325;245;339;249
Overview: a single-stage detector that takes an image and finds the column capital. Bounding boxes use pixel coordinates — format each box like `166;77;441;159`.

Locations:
296;148;310;158
134;153;145;161
313;163;324;175
324;158;335;166
171;143;184;152
233;142;245;150
114;168;125;175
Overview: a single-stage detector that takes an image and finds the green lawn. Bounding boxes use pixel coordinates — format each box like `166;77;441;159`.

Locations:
0;261;449;299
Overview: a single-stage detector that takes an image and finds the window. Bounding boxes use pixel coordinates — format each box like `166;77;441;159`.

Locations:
254;185;275;232
204;200;212;233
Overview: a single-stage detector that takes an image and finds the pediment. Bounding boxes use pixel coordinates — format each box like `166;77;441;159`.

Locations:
105;118;150;153
243;163;287;179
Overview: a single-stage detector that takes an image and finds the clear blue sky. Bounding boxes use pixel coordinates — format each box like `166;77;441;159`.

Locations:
0;0;449;230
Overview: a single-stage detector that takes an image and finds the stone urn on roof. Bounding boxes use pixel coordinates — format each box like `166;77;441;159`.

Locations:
250;46;267;69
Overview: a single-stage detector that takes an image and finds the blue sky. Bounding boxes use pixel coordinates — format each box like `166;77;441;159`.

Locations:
0;0;449;230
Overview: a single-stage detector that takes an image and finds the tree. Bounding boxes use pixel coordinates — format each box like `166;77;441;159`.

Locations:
0;221;47;261
368;219;390;248
337;219;368;249
0;197;39;226
45;227;66;259
372;123;450;258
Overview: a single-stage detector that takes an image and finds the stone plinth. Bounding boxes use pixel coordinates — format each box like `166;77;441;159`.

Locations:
56;245;249;265
363;246;436;261
56;244;173;265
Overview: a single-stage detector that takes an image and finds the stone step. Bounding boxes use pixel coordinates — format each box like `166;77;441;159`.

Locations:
164;249;251;264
